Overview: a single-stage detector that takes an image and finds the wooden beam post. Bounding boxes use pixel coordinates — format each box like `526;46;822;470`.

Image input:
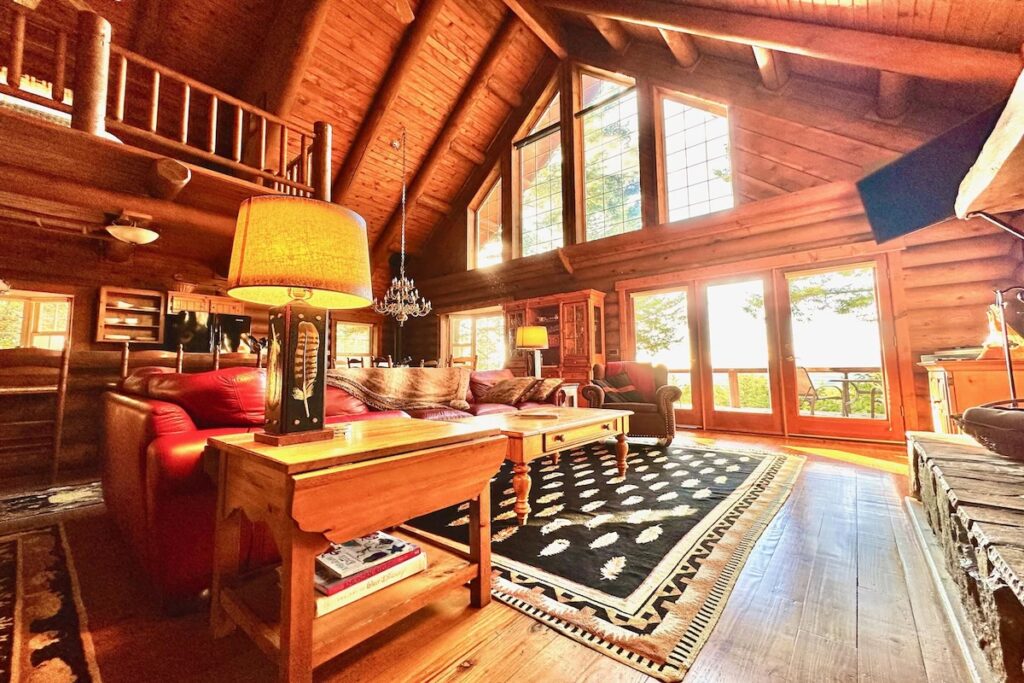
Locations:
752;46;789;91
500;0;568;59
312;121;332;201
659;28;699;69
541;0;1022;88
147;158;192;200
559;60;581;247
333;0;447;203
8;7;26;89
589;16;630;55
877;71;913;120
71;11;111;136
636;77;659;228
370;17;520;263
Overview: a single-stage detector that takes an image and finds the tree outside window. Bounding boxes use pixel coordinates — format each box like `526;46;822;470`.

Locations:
334;321;374;362
518;95;564;257
448;312;505;371
581;73;642;241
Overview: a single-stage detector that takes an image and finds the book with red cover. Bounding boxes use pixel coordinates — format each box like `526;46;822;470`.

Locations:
314;546;422;596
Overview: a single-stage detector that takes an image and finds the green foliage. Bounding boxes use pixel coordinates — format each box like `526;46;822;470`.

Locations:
743;269;878;322
634;292;688;360
0;299;24;350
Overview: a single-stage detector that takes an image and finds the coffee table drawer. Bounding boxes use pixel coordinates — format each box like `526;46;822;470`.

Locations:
543;419;618;451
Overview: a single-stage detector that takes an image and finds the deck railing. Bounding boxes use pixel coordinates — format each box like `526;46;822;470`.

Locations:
1;6;332;199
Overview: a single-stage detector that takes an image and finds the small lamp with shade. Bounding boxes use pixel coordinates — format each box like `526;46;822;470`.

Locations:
515;326;549;379
226;196;372;446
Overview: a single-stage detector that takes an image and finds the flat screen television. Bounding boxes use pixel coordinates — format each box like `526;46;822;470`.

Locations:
164;311;213;353
855;99;1007;243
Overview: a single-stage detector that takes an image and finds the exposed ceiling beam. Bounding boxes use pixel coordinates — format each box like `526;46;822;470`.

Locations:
500;0;568;59
541;0;1022;89
371;16;522;266
659;27;699;68
238;0;332;118
588;16;630;55
876;71;913;119
752;46;789;91
332;0;447;203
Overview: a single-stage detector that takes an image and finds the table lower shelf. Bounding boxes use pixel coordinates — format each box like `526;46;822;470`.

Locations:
218;529;478;668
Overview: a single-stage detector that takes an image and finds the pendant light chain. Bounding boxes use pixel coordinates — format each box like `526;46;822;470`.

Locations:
372;126;432;326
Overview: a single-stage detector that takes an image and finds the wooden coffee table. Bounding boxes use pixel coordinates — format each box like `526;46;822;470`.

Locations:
206;418;507;683
463;407;632;525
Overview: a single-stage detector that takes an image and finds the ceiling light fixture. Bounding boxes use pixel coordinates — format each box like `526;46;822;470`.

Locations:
105;214;159;245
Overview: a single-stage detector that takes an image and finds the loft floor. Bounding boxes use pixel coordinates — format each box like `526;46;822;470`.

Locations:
57;432;969;682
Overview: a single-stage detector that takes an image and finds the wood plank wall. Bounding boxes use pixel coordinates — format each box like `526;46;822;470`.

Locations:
399;39;1022;434
0;222;266;481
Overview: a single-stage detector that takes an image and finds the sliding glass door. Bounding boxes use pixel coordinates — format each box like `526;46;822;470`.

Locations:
625;256;904;440
775;260;902;440
700;276;784;434
630;287;701;426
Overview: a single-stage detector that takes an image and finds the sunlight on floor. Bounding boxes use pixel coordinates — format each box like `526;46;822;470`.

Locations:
784;445;907;475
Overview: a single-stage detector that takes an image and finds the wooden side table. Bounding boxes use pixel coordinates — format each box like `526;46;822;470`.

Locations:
206;418;506;683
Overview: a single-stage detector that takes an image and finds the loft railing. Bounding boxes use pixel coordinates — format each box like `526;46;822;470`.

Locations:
0;5;332;200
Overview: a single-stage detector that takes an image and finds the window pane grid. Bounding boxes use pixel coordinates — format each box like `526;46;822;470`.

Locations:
474;179;503;268
663;97;733;222
583;88;642;241
520;129;564;257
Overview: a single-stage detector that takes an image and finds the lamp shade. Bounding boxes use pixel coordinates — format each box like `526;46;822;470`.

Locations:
227;196;372;309
515;326;549;350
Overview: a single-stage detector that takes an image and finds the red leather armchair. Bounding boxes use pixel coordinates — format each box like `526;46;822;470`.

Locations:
581;361;681;444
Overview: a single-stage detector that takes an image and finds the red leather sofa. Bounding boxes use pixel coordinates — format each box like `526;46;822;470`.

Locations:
101;366;554;606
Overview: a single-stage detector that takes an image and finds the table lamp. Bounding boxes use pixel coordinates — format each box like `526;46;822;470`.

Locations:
227;196;372;446
515;326;548;379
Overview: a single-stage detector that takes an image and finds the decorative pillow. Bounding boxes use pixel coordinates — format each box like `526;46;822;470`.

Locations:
523;377;563;403
480;377;540;406
595;372;644;403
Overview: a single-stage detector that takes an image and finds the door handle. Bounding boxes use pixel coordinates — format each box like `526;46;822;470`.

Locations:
784;356;795;362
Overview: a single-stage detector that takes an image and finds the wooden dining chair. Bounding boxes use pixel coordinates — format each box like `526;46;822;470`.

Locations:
420;359;439;368
371;355;393;368
347;357;366;368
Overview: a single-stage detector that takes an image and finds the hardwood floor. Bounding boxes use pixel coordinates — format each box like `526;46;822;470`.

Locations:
323;431;971;682
61;431;972;682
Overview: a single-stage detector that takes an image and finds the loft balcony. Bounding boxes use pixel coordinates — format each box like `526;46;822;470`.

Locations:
0;4;334;261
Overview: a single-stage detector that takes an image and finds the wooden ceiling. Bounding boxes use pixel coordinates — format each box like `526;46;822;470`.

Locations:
19;0;1024;287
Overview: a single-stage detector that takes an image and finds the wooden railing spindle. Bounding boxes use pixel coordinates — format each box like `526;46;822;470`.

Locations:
232;106;243;162
279;125;288;178
9;8;26;90
148;69;160;132
114;54;127;121
299;134;307;184
258;117;267;170
52;30;67;102
208;95;218;153
179;82;190;143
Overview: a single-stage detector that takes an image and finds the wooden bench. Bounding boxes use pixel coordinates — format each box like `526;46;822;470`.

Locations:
909;431;1024;683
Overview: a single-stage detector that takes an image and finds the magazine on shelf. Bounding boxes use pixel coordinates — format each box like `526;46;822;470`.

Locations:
316;531;420;581
314;552;428;617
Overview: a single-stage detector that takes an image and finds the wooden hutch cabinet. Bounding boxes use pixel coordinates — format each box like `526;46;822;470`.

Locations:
167;292;246;315
503;289;606;383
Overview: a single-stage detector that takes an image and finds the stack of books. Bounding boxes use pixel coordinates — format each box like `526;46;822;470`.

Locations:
313;531;426;617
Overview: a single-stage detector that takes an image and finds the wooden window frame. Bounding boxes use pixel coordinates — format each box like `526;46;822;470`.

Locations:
575;65;643;244
654;87;736;227
467;167;503;270
331;318;380;364
441;306;505;369
512;78;563;260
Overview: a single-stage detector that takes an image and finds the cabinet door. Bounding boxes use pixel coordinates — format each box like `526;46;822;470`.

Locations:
504;307;527;374
560;301;589;364
927;371;953;434
168;293;207;313
209;298;246;315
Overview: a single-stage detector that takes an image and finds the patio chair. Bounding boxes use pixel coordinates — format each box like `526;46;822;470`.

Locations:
796;367;845;416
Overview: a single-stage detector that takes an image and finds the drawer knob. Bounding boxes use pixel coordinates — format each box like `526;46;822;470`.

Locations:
601;423;611;430
554;434;565;442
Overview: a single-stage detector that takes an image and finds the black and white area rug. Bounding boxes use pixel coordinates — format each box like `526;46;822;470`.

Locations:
0;482;103;529
408;439;803;681
0;525;100;682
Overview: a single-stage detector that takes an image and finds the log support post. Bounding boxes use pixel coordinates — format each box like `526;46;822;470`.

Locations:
877;71;913;120
312;121;332;202
753;46;790;92
71;11;112;136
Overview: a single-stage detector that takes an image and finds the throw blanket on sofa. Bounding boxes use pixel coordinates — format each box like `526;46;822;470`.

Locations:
325;367;472;412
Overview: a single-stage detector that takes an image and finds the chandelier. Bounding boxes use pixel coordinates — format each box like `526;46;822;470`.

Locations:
373;128;432;326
